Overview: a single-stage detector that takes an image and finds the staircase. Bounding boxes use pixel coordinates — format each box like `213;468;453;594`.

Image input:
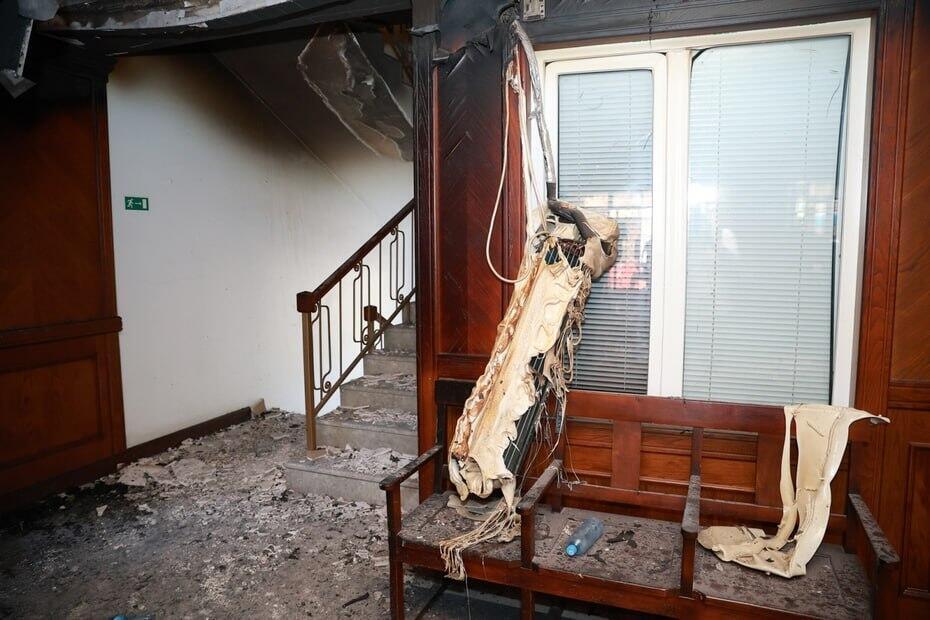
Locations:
285;301;419;507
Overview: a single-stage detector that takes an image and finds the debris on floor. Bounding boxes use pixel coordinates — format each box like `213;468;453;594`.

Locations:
0;411;612;619
317;445;413;475
0;411;418;619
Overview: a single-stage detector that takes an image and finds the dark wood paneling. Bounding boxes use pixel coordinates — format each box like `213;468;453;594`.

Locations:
435;39;507;356
891;0;930;384
0;43;124;499
0;334;123;496
902;443;930;595
413;0;440;497
873;1;930;616
0;75;117;332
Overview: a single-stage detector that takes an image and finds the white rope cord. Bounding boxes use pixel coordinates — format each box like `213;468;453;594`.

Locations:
484;61;524;284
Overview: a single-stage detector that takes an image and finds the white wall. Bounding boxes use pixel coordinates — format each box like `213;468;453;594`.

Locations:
108;54;412;447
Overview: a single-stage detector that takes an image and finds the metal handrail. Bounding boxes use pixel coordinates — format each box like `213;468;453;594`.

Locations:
296;199;416;453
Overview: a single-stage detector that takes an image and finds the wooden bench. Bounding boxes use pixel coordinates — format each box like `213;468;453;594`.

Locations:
380;379;899;619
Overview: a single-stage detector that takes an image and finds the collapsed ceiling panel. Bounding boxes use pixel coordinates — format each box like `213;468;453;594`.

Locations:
297;24;412;161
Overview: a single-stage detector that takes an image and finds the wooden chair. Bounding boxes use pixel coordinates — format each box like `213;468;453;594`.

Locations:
380;379;898;619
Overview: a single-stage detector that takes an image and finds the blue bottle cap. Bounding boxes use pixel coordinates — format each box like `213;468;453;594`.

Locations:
566;544;577;556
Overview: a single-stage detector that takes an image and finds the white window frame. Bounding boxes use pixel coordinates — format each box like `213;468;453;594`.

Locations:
544;54;667;396
539;18;874;406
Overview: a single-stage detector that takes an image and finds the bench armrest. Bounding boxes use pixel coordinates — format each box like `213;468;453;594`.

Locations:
681;474;701;536
517;460;562;516
518;460;562;570
379;444;443;491
848;492;900;565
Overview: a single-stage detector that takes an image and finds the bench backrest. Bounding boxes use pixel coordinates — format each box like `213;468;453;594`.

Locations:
435;379;872;540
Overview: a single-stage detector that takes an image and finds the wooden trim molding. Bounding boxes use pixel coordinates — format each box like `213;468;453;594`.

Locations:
888;381;930;409
0;317;122;349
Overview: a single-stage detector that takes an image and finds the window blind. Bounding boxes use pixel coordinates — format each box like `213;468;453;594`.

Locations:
557;69;654;394
683;37;850;405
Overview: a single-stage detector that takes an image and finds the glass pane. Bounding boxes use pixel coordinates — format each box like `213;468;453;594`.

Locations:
558;69;654;394
683;36;850;405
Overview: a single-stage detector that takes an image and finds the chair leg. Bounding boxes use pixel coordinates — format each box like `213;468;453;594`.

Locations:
389;555;404;619
386;489;404;619
521;588;535;620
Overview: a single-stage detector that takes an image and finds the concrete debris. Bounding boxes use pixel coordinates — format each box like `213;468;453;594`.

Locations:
321;445;413;475
0;410;424;618
331;406;416;430
352;372;417;392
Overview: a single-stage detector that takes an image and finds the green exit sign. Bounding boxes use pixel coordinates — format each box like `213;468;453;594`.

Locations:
125;196;149;211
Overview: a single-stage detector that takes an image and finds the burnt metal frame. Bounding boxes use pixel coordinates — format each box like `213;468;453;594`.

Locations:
380;378;899;620
296;199;416;452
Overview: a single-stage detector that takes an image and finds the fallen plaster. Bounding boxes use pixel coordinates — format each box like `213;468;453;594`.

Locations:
0;411;437;618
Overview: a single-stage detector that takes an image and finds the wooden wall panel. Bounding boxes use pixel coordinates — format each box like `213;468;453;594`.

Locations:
0;43;124;500
901;443;930;595
435;40;506;358
0;93;115;332
874;1;930;615
0;334;123;494
890;0;930;386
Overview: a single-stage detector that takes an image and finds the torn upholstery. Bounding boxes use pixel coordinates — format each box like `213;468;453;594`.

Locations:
698;404;889;578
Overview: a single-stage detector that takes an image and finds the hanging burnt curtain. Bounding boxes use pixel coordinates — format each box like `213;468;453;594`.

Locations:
439;21;620;580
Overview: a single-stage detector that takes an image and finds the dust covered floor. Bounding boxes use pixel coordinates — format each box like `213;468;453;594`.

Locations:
0;412;625;619
0;411;432;619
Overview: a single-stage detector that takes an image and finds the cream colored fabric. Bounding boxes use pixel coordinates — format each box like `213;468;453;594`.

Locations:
448;216;616;507
698;404;888;578
439;22;618;581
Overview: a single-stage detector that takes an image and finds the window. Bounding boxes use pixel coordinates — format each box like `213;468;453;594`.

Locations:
541;19;872;406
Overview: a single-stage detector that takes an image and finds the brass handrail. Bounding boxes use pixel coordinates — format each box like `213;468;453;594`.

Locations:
296;199;416;453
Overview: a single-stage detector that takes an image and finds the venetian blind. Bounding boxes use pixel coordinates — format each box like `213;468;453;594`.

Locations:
683;36;850;405
558;69;654;393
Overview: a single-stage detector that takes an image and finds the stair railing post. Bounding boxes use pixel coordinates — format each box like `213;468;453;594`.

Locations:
301;309;317;453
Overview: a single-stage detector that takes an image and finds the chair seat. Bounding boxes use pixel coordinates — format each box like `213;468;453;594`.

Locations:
695;541;871;618
400;492;873;617
399;492;681;589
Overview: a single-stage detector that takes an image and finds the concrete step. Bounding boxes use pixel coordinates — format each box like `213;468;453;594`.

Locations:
403;300;417;325
364;349;417;375
383;324;416;352
317;406;417;453
341;373;417;411
285;447;418;507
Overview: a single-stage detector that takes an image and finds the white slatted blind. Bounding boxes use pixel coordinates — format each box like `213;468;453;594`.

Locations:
558;69;654;393
683;37;850;405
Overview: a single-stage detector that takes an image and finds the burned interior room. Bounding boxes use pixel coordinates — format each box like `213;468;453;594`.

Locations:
2;1;929;618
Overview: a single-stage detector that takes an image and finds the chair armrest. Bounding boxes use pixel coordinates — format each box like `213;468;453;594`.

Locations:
681;474;701;536
848;492;900;565
516;460;562;516
379;444;443;491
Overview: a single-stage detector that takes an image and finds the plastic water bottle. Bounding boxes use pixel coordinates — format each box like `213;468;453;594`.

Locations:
565;517;604;557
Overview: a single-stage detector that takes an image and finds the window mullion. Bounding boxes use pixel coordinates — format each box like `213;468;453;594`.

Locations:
654;48;691;398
